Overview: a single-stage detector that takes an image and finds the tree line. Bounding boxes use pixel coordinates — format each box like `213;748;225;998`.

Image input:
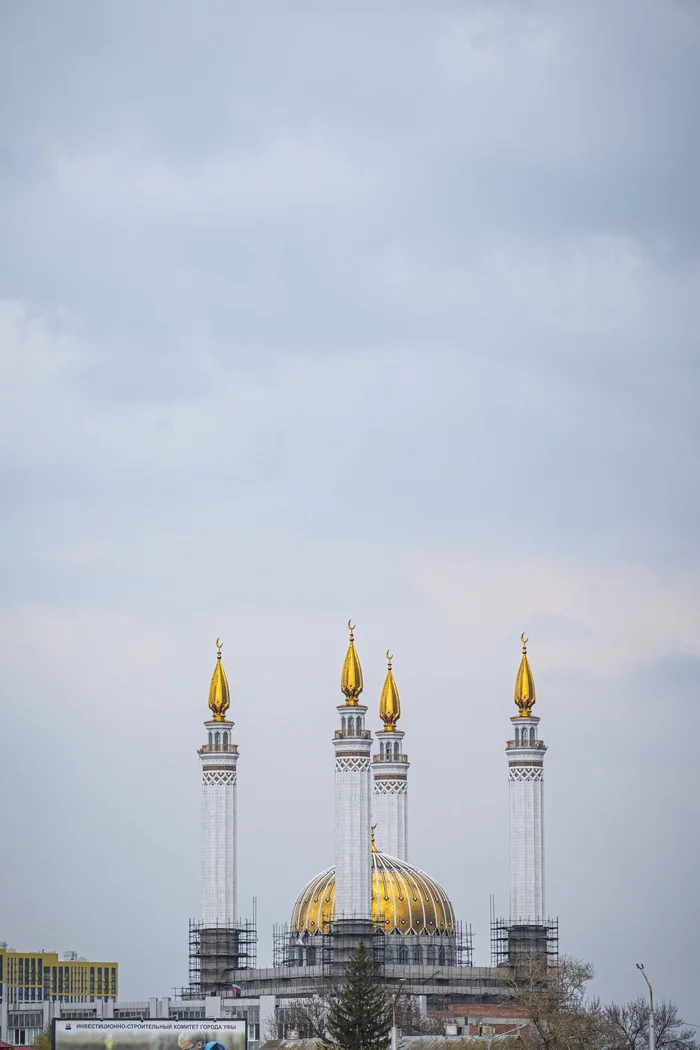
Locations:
265;944;697;1050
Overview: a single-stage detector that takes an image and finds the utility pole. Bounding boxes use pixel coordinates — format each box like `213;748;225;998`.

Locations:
636;963;655;1050
390;979;406;1050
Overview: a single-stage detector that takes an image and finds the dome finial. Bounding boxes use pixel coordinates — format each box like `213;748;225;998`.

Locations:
371;824;377;852
341;620;363;704
379;649;401;730
514;633;536;717
208;637;231;721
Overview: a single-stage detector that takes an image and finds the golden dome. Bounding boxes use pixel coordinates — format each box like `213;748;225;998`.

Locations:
514;633;536;717
341;620;363;705
290;851;455;937
208;638;230;722
379;650;400;731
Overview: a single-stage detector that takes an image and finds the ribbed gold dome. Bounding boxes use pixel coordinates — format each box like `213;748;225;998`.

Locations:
290;852;455;937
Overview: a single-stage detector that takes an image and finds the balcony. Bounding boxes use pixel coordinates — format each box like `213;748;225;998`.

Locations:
507;739;546;749
334;729;372;740
199;743;239;754
373;753;409;763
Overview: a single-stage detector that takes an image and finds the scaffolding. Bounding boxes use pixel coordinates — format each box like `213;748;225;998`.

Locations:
188;918;258;997
273;918;472;971
490;917;559;968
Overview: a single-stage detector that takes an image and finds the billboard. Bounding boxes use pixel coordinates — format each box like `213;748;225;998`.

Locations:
53;1021;247;1050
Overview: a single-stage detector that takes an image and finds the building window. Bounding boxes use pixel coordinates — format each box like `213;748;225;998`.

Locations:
398;944;408;964
90;968;95;994
223;731;229;746
111;968;116;995
413;944;421;964
347;716;354;735
208;731;212;746
214;731;220;747
438;946;446;965
341;716;346;732
394;741;399;756
530;727;536;742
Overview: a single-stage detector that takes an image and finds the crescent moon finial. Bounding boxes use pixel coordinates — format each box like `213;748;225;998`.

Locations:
386;649;393;666
348;619;355;637
521;633;528;649
216;637;222;657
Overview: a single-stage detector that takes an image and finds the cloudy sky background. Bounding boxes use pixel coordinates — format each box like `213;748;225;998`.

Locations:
1;0;699;1020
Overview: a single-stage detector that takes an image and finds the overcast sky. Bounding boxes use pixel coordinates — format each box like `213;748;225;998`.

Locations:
1;0;698;1022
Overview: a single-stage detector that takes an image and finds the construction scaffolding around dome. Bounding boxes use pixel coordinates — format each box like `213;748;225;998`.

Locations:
273;913;473;972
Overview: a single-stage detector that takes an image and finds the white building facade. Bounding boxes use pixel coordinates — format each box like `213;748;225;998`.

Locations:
372;652;409;860
333;623;373;920
507;636;547;924
200;641;239;925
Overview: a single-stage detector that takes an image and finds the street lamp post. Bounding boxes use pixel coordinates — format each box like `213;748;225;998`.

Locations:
391;979;406;1050
636;963;655;1050
389;969;439;1050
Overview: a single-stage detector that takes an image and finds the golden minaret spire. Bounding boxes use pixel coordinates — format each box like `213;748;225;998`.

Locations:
340;620;364;704
379;649;401;730
208;637;231;721
514;633;536;717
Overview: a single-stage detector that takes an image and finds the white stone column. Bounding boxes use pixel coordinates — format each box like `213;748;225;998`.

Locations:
507;714;546;923
200;718;238;924
372;729;409;860
334;703;372;919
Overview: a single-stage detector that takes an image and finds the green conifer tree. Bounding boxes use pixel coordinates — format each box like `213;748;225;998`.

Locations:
323;942;392;1050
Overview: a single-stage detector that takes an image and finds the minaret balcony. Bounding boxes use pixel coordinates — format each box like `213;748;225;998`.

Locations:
334;729;372;740
199;743;239;754
373;753;408;763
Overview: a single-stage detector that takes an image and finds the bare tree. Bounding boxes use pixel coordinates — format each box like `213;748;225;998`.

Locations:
499;955;604;1050
264;985;340;1041
603;998;698;1050
394;994;444;1036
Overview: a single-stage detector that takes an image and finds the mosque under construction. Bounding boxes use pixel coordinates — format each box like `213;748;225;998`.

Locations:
2;627;558;1049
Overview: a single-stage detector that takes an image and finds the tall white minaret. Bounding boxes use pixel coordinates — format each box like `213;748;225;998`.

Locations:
334;621;373;921
506;635;546;923
200;639;239;925
372;651;409;860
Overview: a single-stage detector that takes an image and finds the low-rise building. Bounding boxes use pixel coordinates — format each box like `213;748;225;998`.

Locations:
0;947;118;1047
